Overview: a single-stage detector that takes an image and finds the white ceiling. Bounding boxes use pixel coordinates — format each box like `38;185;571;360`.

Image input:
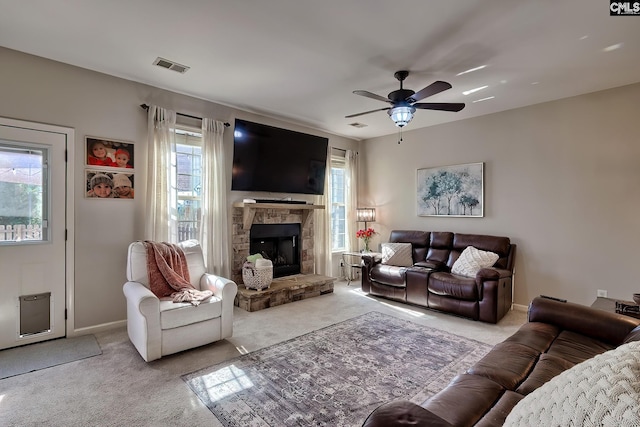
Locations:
1;1;639;140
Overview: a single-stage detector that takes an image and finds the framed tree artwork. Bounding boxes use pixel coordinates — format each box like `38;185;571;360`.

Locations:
417;162;484;217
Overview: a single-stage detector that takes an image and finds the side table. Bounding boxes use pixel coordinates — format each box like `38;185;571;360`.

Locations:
591;296;640;319
341;251;381;285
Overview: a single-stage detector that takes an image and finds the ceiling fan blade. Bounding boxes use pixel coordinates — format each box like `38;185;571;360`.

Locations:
353;90;392;103
345;107;390;118
409;81;452;102
414;102;466;112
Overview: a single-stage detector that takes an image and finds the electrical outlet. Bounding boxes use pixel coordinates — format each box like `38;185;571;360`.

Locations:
597;289;608;298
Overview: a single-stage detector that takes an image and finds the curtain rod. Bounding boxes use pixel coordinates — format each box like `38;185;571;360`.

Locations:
140;104;230;127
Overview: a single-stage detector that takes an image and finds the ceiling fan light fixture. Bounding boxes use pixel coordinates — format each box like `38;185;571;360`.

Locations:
348;71;464;126
388;105;416;127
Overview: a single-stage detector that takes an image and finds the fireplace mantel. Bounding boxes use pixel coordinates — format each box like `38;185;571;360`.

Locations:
232;202;325;230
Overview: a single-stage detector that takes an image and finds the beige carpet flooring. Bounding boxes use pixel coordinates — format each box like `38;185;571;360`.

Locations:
0;280;527;427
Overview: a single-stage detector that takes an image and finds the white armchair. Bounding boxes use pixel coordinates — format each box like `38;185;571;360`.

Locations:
123;239;237;362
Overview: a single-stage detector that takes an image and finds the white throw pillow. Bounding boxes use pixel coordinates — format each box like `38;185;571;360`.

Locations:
451;246;499;277
381;243;413;267
504;340;640;427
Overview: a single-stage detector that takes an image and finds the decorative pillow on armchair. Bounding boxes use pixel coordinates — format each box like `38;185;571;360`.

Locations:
381;243;413;267
451;246;499;277
504;340;640;426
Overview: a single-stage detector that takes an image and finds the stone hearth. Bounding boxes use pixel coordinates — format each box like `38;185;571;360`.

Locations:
234;274;335;312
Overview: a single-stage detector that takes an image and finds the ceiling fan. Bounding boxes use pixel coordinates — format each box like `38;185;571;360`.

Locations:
346;70;465;128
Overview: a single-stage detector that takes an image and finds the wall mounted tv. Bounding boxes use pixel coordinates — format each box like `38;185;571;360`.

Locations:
231;118;329;195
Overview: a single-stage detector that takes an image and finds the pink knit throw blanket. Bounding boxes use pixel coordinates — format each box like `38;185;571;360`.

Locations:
143;241;213;306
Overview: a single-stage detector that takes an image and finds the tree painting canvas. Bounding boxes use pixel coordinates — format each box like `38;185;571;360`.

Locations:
417;162;484;217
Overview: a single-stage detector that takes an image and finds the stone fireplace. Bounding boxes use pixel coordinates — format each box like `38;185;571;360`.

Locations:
231;203;319;285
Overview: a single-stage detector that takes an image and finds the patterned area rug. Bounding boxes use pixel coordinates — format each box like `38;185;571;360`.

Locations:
183;311;492;426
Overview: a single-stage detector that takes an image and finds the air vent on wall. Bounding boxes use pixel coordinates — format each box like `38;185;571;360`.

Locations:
153;57;190;74
348;122;368;128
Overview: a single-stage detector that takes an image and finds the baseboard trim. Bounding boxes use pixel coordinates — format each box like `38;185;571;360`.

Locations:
70;320;126;337
68;305;530;336
513;303;528;312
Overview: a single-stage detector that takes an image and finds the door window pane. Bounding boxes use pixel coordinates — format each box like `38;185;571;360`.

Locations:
0;143;48;243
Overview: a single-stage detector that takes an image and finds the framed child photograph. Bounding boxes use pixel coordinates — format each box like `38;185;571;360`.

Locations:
85;136;135;169
85;169;135;199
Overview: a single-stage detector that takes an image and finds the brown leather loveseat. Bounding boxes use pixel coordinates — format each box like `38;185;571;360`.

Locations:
362;296;640;426
361;230;516;323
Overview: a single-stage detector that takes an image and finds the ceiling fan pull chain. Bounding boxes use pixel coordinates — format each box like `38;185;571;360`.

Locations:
398;127;403;144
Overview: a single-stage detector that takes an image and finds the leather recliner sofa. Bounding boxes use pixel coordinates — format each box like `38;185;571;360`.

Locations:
361;230;516;323
362;296;640;426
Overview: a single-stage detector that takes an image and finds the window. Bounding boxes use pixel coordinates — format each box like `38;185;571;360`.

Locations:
330;155;346;251
0;143;48;243
175;129;202;241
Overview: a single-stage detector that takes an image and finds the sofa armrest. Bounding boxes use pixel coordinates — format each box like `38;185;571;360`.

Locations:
528;296;640;345
416;260;446;270
360;254;381;293
202;273;238;339
201;273;238;300
361;253;381;268
122;281;161;362
477;267;511;280
362;400;453;427
474;267;512;302
123;281;160;316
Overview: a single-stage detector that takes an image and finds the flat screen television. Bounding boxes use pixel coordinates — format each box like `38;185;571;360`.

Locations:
231;119;329;195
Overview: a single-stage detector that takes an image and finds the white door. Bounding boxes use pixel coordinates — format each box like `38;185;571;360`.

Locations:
0;118;69;350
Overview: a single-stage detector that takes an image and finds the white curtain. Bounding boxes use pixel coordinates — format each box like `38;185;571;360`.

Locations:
314;146;332;275
345;150;358;252
200;118;230;277
145;105;177;242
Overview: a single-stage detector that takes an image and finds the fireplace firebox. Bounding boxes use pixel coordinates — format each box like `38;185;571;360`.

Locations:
249;223;301;278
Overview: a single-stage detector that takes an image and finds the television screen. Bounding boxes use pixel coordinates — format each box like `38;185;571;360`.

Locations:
231;119;329;195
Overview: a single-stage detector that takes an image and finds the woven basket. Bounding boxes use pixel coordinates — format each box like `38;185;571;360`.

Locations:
242;261;273;290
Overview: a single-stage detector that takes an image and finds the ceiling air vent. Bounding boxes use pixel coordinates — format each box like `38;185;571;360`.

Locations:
348;122;368;128
153;57;190;74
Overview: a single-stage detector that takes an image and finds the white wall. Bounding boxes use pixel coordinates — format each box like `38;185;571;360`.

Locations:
361;83;640;306
0;47;358;331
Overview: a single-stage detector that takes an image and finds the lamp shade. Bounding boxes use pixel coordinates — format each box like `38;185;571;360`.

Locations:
388;106;416;127
356;208;376;223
